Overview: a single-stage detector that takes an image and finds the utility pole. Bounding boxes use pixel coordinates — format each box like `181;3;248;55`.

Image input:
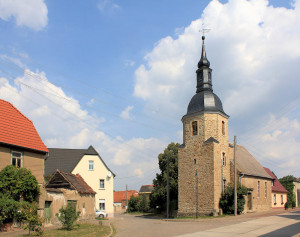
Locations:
196;170;198;218
166;155;170;218
234;136;237;216
126;184;128;213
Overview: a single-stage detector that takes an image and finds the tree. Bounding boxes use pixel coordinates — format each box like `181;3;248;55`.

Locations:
150;142;179;212
56;204;80;230
279;175;296;207
0;165;40;202
219;183;248;214
0;166;40;226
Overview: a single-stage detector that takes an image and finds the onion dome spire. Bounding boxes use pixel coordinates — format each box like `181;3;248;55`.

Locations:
196;36;213;93
198;36;210;68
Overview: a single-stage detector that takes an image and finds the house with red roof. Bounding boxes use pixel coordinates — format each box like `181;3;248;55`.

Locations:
113;190;138;212
264;167;288;209
0;99;48;212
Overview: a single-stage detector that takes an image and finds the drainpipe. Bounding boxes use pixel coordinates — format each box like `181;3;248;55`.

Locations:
239;173;244;183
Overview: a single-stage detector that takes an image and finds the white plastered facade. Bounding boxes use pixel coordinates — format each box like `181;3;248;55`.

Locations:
72;154;114;217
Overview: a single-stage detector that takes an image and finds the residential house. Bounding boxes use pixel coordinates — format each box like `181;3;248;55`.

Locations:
139;185;154;200
45;146;115;217
45;170;96;223
294;178;300;207
113;190;138;212
263;168;288;209
0;99;48;214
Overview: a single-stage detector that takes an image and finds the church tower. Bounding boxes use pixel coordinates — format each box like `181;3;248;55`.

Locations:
178;36;231;216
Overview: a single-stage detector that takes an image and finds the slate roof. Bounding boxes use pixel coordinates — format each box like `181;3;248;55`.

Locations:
46;170;96;194
264;168;288;193
139;185;154;193
236;145;273;180
0;99;48;153
114;190;138;203
45;145;115;177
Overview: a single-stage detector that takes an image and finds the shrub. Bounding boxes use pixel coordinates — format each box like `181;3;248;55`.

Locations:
56;204;80;230
128;195;150;213
18;202;43;235
284;202;289;209
0;198;18;225
292;201;296;208
219;183;248;214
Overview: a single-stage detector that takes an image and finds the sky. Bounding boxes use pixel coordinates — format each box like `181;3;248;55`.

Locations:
0;0;299;191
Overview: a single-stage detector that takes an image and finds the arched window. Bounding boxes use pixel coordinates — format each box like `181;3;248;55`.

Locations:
222;121;225;135
192;121;198;136
222;152;226;166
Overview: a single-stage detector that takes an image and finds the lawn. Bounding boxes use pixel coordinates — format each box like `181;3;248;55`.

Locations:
23;223;111;237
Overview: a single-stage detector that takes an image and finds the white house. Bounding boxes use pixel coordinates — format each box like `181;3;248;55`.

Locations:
45;146;115;217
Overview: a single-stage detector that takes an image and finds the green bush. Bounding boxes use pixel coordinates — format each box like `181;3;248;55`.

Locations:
292;201;296;208
0;198;18;225
284;202;289;209
18;202;43;235
56;204;80;230
128;195;150;213
219;183;248;214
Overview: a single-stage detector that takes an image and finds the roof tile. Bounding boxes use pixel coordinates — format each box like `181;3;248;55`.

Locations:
0;99;48;153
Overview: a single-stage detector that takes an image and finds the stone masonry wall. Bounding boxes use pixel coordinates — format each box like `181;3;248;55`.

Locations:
178;112;230;216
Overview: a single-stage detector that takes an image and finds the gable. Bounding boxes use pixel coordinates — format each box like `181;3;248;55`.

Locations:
0;99;48;153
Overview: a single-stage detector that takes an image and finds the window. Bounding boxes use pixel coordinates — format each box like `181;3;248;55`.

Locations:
99;199;105;211
11;151;22;168
265;182;267;198
99;179;105;189
222;153;226;166
89;160;94;171
257;181;260;197
192;121;198;136
194;159;196;165
273;194;276;204
281;195;283;204
222;121;225;135
67;200;77;210
222;179;227;193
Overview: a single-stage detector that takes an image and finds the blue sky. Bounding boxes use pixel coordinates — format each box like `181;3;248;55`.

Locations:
0;0;299;191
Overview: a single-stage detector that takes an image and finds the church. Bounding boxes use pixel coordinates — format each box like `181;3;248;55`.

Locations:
178;36;274;216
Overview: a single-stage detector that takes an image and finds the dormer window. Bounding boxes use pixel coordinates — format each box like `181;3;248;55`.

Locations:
192;121;198;136
11;151;22;168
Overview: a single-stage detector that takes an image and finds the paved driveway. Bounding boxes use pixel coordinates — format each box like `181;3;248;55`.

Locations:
111;209;300;237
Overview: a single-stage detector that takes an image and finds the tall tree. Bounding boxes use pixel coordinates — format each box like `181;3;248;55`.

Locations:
279;175;296;206
150;142;179;212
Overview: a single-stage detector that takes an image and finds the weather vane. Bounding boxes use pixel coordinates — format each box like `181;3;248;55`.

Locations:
199;23;211;38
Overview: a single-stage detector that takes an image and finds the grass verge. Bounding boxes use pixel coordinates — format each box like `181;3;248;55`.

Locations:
23;223;111;237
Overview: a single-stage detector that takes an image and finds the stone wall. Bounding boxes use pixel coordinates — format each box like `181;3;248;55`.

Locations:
178;112;230;216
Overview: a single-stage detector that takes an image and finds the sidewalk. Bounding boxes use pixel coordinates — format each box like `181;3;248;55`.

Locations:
176;210;300;237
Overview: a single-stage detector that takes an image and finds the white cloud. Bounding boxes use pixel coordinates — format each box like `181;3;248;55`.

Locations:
0;0;48;31
124;60;135;67
97;0;121;13
134;168;143;178
0;69;167;190
240;114;300;178
120;105;134;120
133;0;300;121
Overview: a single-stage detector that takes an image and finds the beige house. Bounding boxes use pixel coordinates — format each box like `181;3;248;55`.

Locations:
178;37;273;216
264;168;288;209
45;146;115;217
45;170;96;224
0;99;48;215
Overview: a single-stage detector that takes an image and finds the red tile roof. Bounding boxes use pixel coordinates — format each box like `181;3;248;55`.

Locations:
264;168;288;193
0;100;48;153
114;190;138;203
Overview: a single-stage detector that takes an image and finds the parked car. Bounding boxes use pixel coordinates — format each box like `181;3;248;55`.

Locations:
95;210;107;218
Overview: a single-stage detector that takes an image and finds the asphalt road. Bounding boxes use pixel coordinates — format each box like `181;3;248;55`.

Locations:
112;209;300;237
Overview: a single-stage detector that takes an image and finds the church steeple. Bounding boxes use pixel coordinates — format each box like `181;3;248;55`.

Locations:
196;36;213;93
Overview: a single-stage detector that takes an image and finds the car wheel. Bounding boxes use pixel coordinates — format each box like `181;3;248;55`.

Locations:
99;214;104;218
